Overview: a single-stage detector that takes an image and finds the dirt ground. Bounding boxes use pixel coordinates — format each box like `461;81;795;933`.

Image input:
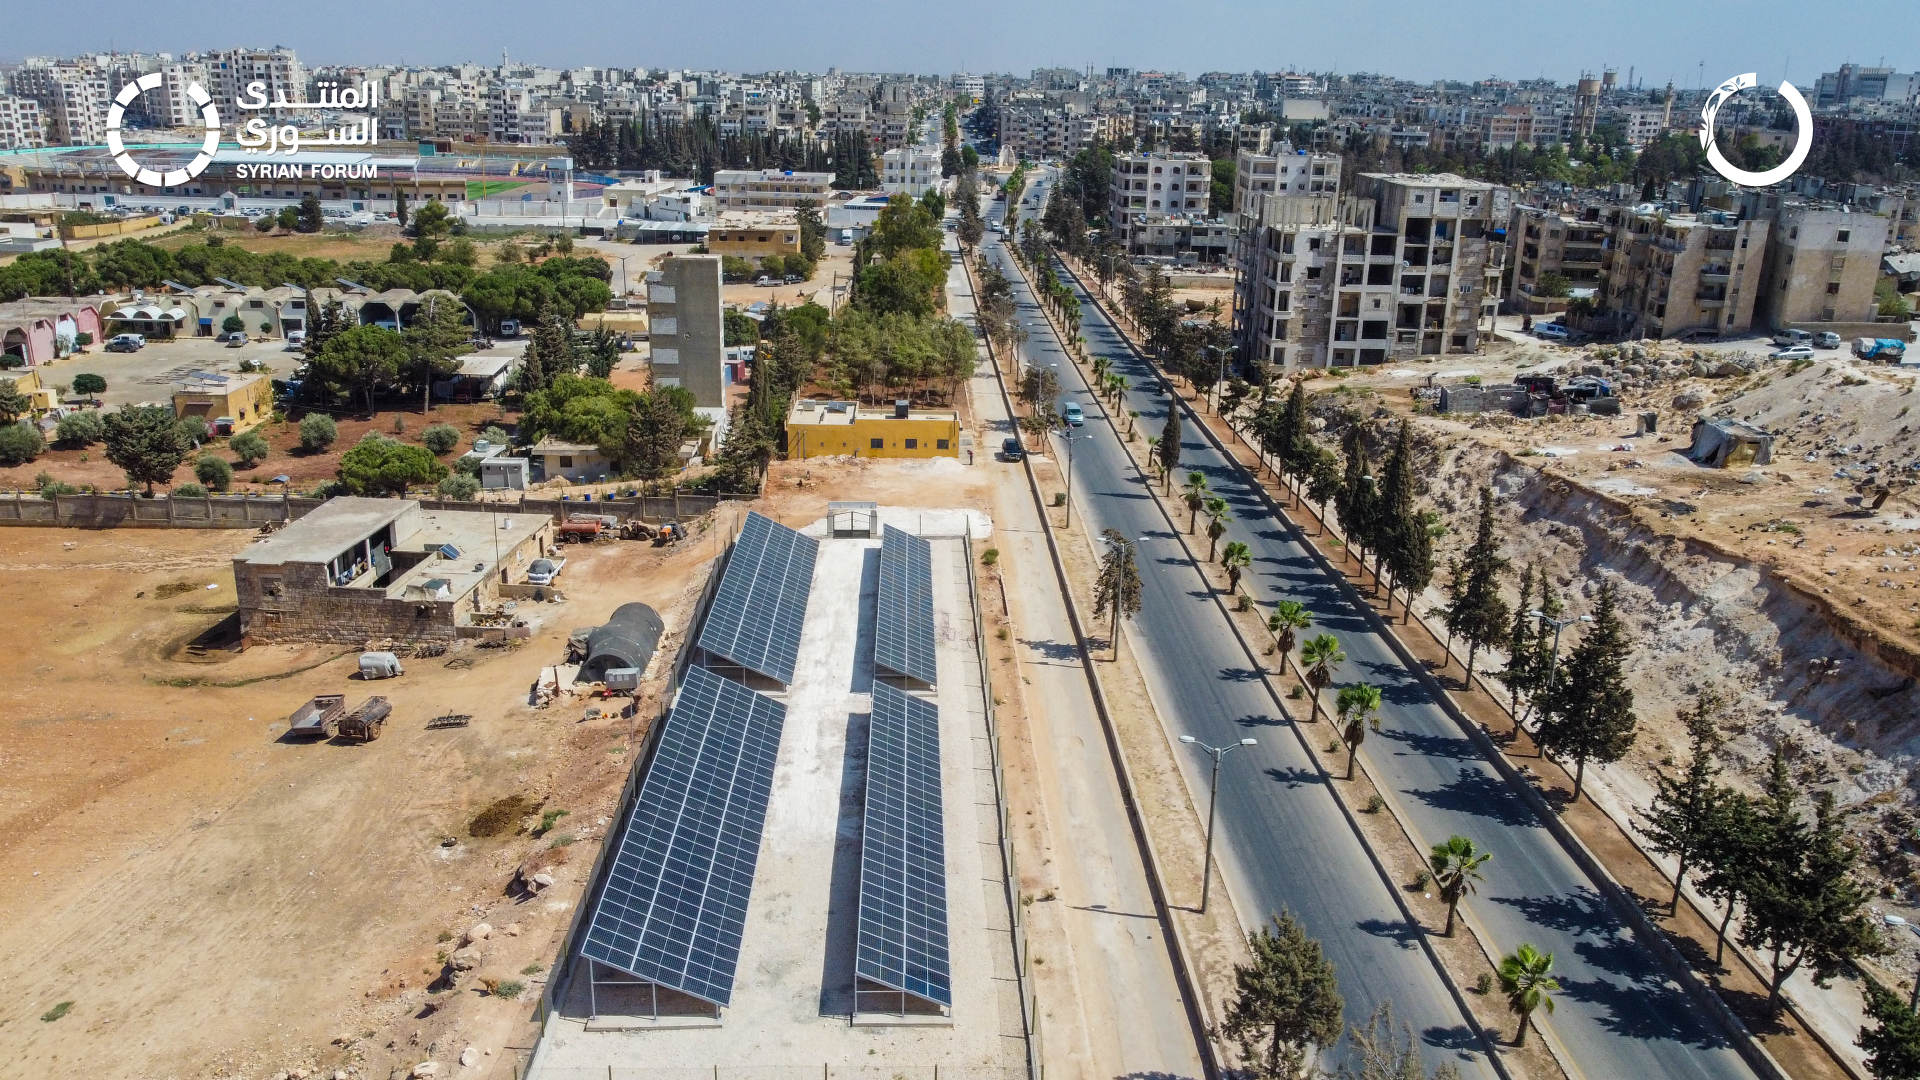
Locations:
0;523;713;1080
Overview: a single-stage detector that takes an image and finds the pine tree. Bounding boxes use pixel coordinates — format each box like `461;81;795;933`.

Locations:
1333;424;1379;581
1697;790;1764;964
1221;910;1344;1080
1444;487;1510;686
1378;423;1433;618
1535;581;1637;799
1642;689;1731;912
1741;747;1885;1018
1277;380;1311;482
1860;976;1920;1080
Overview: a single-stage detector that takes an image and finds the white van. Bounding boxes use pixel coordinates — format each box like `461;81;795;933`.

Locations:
1773;328;1813;347
1533;323;1570;342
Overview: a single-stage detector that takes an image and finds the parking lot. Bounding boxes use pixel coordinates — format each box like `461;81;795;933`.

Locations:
37;333;299;408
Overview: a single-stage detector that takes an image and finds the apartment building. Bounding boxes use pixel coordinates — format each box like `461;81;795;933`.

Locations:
10;64;109;146
646;256;726;408
712;168;834;211
206;48;306;116
0;96;45;150
1234;173;1508;369
1603;208;1769;339
881;147;941;197
1758;204;1891;332
953;73;985;104
1231;146;1340;216
1110;151;1219;260
1508;204;1611;313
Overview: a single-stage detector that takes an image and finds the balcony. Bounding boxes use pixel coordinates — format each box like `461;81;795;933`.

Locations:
1700;266;1731;282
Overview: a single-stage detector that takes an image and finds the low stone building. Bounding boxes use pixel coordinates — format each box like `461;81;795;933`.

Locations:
234;497;554;645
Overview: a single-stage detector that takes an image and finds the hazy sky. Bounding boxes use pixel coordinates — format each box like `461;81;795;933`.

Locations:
5;0;1916;87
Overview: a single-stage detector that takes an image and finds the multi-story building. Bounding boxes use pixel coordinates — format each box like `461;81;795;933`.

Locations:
1508;203;1612;313
0;96;45;150
1601;207;1769;339
1757;204;1891;332
646;255;726;408
1231;146;1340;215
952;73;985;104
1110;150;1218;259
881;147;941;197
1815;65;1920;109
712;168;834;212
9;64;109;146
1234;173;1508;369
206;48;306;116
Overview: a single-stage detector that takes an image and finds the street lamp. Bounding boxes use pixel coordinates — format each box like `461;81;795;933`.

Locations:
1178;735;1257;914
1523;609;1593;724
1884;915;1920;1011
1053;412;1086;529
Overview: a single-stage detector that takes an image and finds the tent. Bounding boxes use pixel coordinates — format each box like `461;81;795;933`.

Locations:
1687;416;1774;468
582;602;665;681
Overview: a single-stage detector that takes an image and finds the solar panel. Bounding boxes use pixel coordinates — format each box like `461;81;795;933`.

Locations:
581;665;788;1007
856;681;951;1008
874;526;937;687
697;512;817;685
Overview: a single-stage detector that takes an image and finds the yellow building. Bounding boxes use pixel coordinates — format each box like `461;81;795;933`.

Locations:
707;210;802;261
530;437;612;483
0;368;59;413
171;371;275;433
786;399;961;460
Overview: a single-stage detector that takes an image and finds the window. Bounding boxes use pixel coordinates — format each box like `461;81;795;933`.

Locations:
1837;229;1850;242
936;439;949;450
1827;282;1841;294
904;438;918;449
558;455;573;468
870;438;884;449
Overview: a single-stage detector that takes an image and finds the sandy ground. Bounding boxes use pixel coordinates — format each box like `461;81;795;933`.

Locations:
0;523;716;1080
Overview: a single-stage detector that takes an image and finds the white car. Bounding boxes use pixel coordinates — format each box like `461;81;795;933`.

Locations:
1770;344;1816;361
284;329;307;350
526;557;565;586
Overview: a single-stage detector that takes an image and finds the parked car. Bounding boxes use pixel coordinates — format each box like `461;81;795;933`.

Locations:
1773;328;1813;348
1532;323;1571;342
105;333;144;352
1770;344;1816;361
526;557;564;585
284;330;307;350
223;332;248;347
358;651;404;679
498;319;521;337
754;276;773;287
1062;401;1084;427
783;274;803;284
1001;437;1026;461
1813;331;1843;349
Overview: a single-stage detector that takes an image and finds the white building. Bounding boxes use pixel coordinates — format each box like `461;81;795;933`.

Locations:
0;96;45;150
9;64;108;146
1231;145;1340;216
881;147;942;197
207;48;306;116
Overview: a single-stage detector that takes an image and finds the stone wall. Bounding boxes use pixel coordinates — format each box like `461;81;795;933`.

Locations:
0;491;752;530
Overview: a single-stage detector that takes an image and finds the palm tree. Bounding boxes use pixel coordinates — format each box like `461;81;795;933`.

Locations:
1222;541;1252;595
1204;496;1230;561
1335;682;1382;780
1267;600;1311;658
1299;634;1345;723
1429;835;1492;937
1498;944;1559;1047
1182;471;1211;533
1127;409;1140;439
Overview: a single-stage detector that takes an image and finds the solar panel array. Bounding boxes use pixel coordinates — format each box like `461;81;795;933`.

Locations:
697;511;817;685
856;681;952;1008
581;665;788;1006
874;526;937;687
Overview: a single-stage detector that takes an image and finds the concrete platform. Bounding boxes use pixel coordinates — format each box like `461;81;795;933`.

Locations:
532;530;1026;1080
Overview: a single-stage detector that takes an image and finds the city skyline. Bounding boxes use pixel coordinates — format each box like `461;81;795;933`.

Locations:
3;0;1918;86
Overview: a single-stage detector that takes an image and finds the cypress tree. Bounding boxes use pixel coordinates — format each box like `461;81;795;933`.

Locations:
1157;404;1182;490
1333;424;1379;579
1378;422;1433;617
1501;564;1539;715
1642;689;1731;912
1536;580;1637;799
1445;487;1509;686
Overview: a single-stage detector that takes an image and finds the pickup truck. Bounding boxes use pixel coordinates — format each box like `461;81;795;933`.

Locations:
1855;338;1909;362
527;556;566;585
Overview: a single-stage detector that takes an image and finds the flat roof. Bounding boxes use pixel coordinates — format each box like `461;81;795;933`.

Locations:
787;401;959;428
237;497;411;565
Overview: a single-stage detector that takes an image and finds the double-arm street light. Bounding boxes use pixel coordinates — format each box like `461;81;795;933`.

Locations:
1179;735;1258;913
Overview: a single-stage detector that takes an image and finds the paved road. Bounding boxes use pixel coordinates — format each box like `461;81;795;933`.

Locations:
947;237;1205;1080
988;176;1499;1080
999;172;1759;1080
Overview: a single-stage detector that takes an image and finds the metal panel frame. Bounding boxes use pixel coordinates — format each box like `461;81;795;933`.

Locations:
855;680;952;1011
696;511;817;685
874;525;938;687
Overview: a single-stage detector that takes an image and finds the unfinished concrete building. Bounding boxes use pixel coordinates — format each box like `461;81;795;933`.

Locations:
1604;207;1769;340
234;497;554;645
1757;203;1892;336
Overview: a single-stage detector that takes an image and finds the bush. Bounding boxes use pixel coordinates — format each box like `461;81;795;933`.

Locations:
0;422;45;466
176;415;208;445
492;980;525;1000
981;547;1000;566
339;437;447;495
436;473;480;500
298;413;338;451
54;410;104;447
71;373;106;395
172;482;208;498
453;454;482;477
421;423;461;455
221;314;245;333
229;430;269;466
482;424;509;446
35;471;76;499
194;454;233;491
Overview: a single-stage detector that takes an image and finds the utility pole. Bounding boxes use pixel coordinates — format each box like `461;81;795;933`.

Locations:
1524;609;1592;724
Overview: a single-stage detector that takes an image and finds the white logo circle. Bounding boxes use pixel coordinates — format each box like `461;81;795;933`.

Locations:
1699;73;1812;188
107;73;221;187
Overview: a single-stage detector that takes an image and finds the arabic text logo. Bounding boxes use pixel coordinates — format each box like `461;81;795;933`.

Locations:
1699;73;1812;188
108;74;220;187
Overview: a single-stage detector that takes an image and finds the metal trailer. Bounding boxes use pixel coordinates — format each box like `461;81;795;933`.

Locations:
338;697;392;742
287;694;346;738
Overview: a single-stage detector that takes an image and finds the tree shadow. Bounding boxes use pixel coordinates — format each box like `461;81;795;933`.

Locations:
1017;637;1079;663
1377;724;1480;762
1218;666;1265;683
1263;765;1326;788
1355;916;1424;950
1402;767;1543;830
1420;1024;1485;1053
